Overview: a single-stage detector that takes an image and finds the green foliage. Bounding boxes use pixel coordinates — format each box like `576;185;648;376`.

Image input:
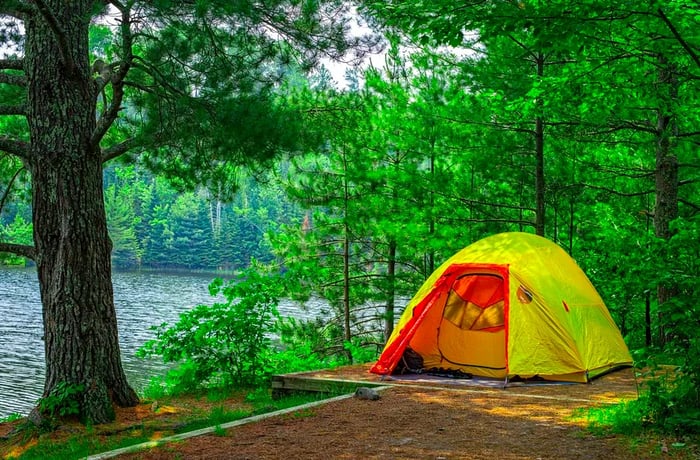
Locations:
172;406;249;434
270;317;380;374
0;214;32;265
343;338;380;364
641;369;700;435
37;382;85;420
138;268;282;393
97;164;300;270
272;317;347;373
578;398;651;437
141;376;169;401
6;432;151;460
632;217;700;434
583;364;700;437
0;412;22;423
10;389;328;460
274;339;345;375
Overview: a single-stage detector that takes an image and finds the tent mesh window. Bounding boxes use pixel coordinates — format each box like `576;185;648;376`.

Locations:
443;274;504;332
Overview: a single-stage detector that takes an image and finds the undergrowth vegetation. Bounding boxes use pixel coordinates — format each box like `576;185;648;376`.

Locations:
583;361;700;440
2;388;335;460
137;267;381;398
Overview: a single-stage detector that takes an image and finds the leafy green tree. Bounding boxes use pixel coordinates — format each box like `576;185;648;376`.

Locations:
271;84;392;359
274;50;469;351
104;165;144;267
359;47;454;339
0;0;375;424
168;192;214;269
0;213;32;265
362;0;699;434
139;268;282;392
364;0;699;338
0;145;30;264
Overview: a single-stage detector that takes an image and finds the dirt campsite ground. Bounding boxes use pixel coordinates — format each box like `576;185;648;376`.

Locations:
2;366;698;459
114;366;697;459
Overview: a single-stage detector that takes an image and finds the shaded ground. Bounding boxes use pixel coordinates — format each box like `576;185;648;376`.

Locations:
2;366;698;459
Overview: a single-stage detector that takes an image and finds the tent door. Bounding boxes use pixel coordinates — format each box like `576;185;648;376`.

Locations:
436;273;507;373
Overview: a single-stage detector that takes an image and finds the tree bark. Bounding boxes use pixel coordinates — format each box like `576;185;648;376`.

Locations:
384;239;397;342
534;52;546;236
427;125;436;275
342;150;352;362
653;54;680;347
24;1;138;424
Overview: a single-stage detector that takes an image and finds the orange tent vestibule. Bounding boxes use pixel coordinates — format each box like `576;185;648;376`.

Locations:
371;232;633;383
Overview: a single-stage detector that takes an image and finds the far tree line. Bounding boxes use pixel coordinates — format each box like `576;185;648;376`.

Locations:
0;164;300;271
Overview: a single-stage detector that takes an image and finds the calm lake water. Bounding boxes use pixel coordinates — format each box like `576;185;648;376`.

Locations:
0;267;326;418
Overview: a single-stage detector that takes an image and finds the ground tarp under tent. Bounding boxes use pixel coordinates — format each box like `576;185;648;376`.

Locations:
371;232;633;383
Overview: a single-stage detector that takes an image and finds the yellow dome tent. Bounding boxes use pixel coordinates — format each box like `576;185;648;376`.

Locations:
371;232;633;383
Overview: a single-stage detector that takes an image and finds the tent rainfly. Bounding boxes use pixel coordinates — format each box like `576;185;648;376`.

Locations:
371;232;633;383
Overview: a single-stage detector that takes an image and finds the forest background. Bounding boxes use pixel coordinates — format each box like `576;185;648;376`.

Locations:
0;0;699;438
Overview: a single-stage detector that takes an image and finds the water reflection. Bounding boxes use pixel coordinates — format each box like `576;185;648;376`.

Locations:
0;267;326;418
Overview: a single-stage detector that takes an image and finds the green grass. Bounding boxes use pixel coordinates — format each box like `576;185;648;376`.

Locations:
571;399;700;459
2;389;336;460
572;400;647;436
0;413;23;423
172;406;250;434
4;427;151;460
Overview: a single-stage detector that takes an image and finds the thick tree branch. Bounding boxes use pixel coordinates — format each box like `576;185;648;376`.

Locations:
102;137;138;163
91;78;125;147
0;72;27;86
0;104;27;116
29;0;77;75
0;136;30;159
0;59;24;70
0;242;36;261
91;5;134;148
657;8;700;70
0;165;24;215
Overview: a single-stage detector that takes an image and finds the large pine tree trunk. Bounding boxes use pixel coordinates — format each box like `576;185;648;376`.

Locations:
25;2;138;424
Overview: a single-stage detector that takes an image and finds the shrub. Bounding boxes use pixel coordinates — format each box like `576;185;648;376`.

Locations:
138;268;281;393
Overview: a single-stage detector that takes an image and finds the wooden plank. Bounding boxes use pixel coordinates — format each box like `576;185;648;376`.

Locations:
271;374;384;399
